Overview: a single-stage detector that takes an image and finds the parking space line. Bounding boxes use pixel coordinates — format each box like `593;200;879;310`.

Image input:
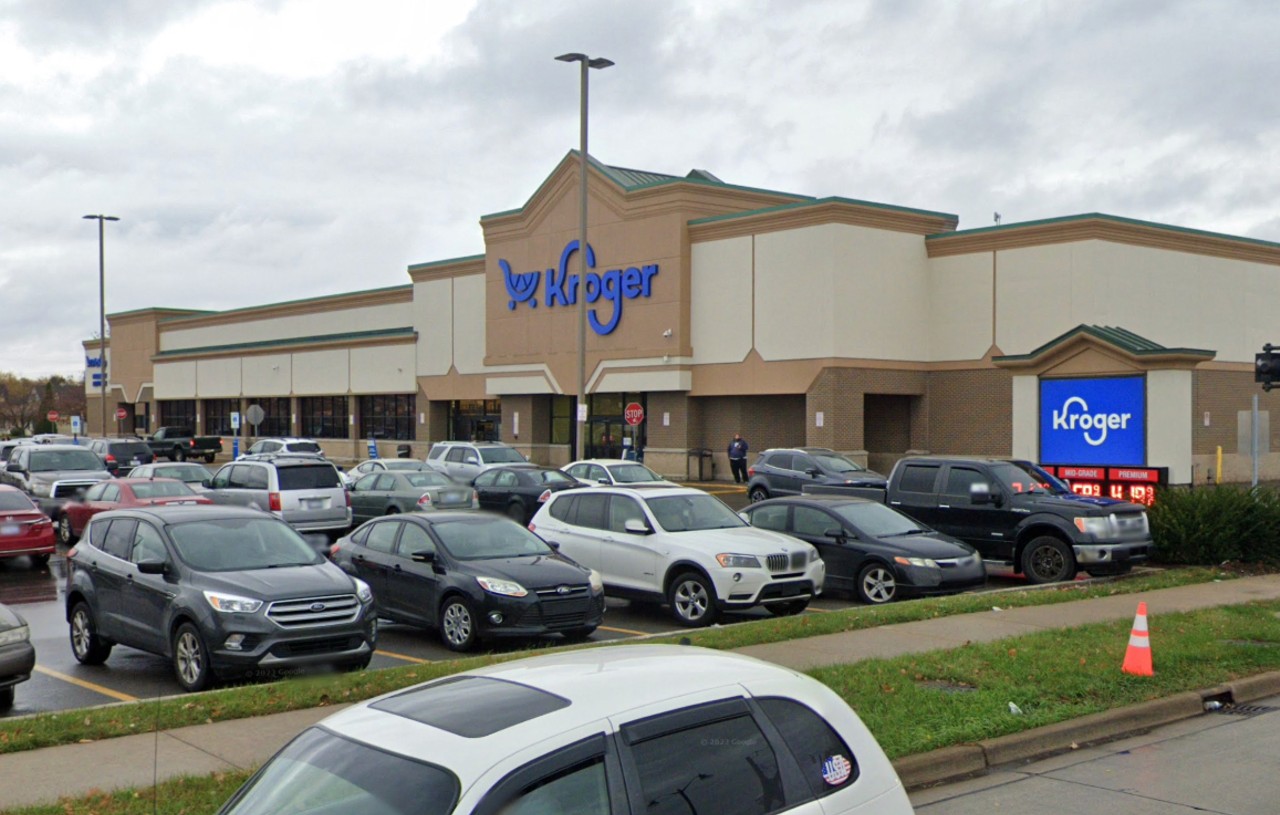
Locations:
376;649;432;664
804;606;833;613
34;665;139;703
598;625;648;637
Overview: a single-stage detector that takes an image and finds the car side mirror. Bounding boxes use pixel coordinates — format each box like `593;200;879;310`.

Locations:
8;465;23;475
202;478;213;488
624;518;651;535
823;526;848;541
136;559;168;575
597;477;610;485
410;550;436;563
465;456;479;465
807;468;822;477
546;541;561;550
970;483;1002;506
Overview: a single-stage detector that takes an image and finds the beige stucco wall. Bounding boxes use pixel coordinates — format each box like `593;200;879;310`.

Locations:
1010;374;1038;460
690;236;753;365
241;354;293;396
154;361;197;399
292;349;350;395
1148;369;1193;484
414;278;454;377
927;253;994;361
159;302;413;353
351;345;416;394
453;275;487;375
195;358;243;398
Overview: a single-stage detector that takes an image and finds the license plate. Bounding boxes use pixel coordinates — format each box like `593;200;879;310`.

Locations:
0;525;19;536
130;458;141;466
305;498;325;509
443;492;464;503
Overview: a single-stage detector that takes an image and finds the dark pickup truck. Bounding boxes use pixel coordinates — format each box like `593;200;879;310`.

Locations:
804;456;1152;584
146;427;223;463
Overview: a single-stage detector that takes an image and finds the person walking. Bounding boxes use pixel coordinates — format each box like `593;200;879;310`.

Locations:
727;433;749;483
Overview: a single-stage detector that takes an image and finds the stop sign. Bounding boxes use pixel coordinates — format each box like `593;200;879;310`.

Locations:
624;402;645;426
115;407;129;420
46;410;59;423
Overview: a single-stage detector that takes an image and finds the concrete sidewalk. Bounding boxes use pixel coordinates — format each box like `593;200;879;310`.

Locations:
2;574;1278;810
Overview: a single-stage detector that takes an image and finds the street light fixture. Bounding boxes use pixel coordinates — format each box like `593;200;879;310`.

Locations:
555;52;613;460
83;214;120;438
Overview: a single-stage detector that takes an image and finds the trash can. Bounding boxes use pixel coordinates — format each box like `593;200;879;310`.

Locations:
396;444;412;459
686;448;714;481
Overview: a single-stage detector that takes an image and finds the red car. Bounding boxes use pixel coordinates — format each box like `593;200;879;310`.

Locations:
58;478;212;544
0;485;56;564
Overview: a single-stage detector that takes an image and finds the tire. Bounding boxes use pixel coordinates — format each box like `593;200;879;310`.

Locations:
766;599;809;616
439;596;479;652
748;486;769;503
561;626;597;642
506;502;526;523
667;571;718;627
384;506;401;515
1021;536;1077;584
1086;563;1134;578
69;602;112;665
339;655;372;672
173;447;187;462
57;514;77;546
31;553;51;567
856;562;898;605
204;454;216;464
0;686;12;712
172;622;213;692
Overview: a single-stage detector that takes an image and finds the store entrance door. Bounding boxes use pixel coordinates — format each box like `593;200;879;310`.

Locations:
587;419;625;460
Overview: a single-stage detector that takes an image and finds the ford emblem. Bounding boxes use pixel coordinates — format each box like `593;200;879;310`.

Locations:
310;602;327;612
556;585;571;595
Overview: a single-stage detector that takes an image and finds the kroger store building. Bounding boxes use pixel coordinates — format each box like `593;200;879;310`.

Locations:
84;153;1280;487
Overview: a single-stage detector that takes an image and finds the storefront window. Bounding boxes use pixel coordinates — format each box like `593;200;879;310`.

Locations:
158;400;196;430
203;399;237;436
585;394;645;460
360;394;415;441
247;397;291;437
550;396;574;446
135;403;150;433
449;399;500;441
300;396;350;439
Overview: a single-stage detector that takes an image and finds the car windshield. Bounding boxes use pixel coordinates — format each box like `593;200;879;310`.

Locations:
29;449;103;472
647;494;746;532
404;472;452;488
287;442;323;454
218;727;459;815
989;461;1066;495
130;480;197;499
831;502;925;537
384;461;426;471
277;465;342;490
432;519;553;560
108;442;152;458
168;518;322;571
609;464;663;483
155;464;213;483
0;492;35;511
812;453;866;473
479;448;527;464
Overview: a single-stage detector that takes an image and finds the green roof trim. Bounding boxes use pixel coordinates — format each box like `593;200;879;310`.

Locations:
687;195;957;227
407;254;485;272
157;284;412;324
155;327;417;358
479;151;810;222
993;324;1216;363
927;211;1280;250
107;306;215;320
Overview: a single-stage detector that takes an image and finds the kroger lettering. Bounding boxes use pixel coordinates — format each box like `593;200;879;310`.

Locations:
500;240;659;335
1052;396;1131;447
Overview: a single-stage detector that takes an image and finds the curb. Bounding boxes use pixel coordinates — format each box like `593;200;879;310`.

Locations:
893;670;1280;790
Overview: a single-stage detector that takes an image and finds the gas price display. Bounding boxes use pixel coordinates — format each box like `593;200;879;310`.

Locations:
1040;465;1166;507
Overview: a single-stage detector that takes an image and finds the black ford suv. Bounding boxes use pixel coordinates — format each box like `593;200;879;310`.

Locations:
65;505;377;691
747;447;886;502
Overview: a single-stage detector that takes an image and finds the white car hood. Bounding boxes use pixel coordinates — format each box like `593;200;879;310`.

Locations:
673;525;812;554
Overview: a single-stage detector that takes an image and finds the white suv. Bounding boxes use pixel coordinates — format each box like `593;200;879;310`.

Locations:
426;441;528;483
530;486;825;626
214;645;914;815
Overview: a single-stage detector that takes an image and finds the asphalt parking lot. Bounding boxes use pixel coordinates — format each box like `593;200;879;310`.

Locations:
0;484;1033;718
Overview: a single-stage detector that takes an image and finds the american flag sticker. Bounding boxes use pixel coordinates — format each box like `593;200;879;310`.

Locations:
822;754;852;786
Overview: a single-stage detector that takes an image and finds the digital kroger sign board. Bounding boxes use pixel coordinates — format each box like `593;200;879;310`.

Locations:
500;240;658;336
1039;376;1145;466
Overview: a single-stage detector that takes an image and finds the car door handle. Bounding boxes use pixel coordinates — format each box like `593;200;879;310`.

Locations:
393;564;402;572
354;554;365;562
938;504;951;510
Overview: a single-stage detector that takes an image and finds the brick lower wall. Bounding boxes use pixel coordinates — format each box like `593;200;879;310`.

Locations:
926;369;1013;456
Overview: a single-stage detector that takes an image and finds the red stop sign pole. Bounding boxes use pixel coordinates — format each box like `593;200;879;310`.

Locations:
46;410;59;424
624;403;644;426
116;407;128;421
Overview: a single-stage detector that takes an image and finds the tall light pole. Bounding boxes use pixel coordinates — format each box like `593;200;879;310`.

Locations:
556;52;613;460
83;214;119;437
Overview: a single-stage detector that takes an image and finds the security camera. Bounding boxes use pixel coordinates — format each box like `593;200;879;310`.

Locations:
662;328;673;338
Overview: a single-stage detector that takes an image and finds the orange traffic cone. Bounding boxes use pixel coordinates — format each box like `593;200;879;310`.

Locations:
1121;601;1154;676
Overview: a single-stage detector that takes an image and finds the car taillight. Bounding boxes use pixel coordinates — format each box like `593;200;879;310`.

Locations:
417;493;432;507
345;491;352;508
190;439;196;447
268;492;282;511
527;523;536;532
329;542;342;558
105;454;116;463
67;546;78;558
747;466;755;476
537;489;552;503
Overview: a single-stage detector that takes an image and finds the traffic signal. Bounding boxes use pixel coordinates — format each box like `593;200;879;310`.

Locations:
1256;344;1279;392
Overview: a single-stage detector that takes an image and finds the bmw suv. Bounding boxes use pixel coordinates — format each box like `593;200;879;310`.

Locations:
747;447;886;503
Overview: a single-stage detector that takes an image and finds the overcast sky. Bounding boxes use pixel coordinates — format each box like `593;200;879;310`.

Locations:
2;0;1276;378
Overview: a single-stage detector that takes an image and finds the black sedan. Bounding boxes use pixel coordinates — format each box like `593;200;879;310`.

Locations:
331;512;605;651
742;495;985;605
472;465;583;524
0;602;34;712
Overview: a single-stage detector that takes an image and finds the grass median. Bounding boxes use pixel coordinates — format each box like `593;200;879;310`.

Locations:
0;566;1241;758
6;595;1280;815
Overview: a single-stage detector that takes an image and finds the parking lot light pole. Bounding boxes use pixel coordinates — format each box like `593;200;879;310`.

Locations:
556;52;613;460
83;214;119;437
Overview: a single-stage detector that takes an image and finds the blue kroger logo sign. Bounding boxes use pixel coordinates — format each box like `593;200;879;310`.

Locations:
499;240;659;335
1039;376;1145;466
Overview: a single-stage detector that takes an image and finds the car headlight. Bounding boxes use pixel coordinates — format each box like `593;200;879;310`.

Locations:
715;553;762;569
588;569;604;595
476;576;528;597
202;591;264;614
353;578;374;604
893;556;939;569
1074;516;1113;537
0;624;29;647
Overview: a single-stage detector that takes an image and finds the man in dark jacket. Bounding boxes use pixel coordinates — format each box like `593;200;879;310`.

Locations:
727;433;749;483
